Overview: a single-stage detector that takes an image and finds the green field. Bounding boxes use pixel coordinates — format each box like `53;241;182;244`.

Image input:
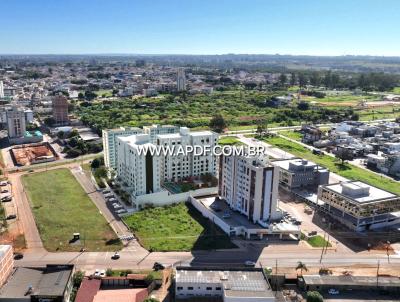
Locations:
279;130;303;141
219;136;243;146
393;87;400;94
303;234;331;248
123;203;237;251
22;168;121;252
264;136;400;195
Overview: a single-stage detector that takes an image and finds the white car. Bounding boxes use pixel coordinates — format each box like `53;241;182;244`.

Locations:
328;289;339;295
244;261;256;267
94;269;106;277
116;209;126;214
113;204;122;209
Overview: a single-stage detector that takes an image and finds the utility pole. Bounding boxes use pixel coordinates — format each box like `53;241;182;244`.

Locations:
376;260;380;289
275;259;278;296
319;232;326;263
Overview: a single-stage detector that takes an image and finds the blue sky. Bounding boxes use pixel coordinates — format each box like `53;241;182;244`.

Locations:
1;0;400;55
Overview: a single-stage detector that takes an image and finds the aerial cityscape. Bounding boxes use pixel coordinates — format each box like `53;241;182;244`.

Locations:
1;1;400;302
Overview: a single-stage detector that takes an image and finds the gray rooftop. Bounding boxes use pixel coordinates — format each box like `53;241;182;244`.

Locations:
322;181;397;204
302;274;400;287
0;265;73;299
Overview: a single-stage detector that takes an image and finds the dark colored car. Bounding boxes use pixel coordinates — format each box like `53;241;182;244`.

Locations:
13;253;23;260
6;214;16;220
111;252;120;260
153;262;165;271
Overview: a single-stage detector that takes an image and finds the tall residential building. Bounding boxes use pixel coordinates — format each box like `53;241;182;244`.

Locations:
177;68;186;91
116;127;218;198
0;81;4;98
218;155;280;224
6;105;26;139
103;127;143;169
102;124;179;170
52;94;69;125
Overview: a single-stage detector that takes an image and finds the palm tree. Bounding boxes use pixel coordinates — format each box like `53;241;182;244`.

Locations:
296;261;308;276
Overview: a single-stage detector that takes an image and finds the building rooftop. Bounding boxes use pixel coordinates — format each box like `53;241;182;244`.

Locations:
301;274;400;288
0;265;74;299
273;158;327;173
322;181;397;203
176;268;274;299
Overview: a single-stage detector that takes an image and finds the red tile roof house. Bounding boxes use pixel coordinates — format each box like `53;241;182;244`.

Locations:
75;274;153;302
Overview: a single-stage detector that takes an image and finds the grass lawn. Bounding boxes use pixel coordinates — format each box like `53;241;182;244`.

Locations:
264;136;400;195
279;130;303;141
123;203;237;252
219;136;243;146
393;87;400;94
22;168;121;252
302;234;331;248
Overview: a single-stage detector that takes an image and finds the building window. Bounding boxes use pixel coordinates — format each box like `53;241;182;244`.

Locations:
188;287;194;290
206;287;212;290
177;287;183;290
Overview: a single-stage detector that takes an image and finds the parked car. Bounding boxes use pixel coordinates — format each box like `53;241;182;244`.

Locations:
13;253;23;260
111;252;120;260
328;289;339;295
113;204;122;209
0;182;8;187
244;261;256;267
115;209;127;214
94;269;106;277
1;190;8;194
102;189;111;194
6;214;16;220
312;149;322;155
153;262;165;271
1;196;12;202
222;213;231;219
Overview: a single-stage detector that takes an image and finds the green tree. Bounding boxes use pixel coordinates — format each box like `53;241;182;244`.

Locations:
144;298;159;302
209;114;227;133
279;73;287;86
306;291;324;302
295;261;308;276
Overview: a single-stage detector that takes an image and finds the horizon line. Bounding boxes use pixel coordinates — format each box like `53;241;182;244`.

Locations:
1;53;400;58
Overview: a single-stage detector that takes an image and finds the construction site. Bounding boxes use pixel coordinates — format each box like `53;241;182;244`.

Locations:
10;142;58;166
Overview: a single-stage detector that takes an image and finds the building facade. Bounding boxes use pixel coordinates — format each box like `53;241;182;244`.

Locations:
103;127;143;169
272;158;330;192
219;155;280;224
318;181;400;231
116;127;218;198
177;68;186;91
6;105;26;139
0;245;14;288
52;94;69;125
102;124;179;170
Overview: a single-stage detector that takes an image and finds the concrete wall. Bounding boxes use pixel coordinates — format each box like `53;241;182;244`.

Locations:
135;187;218;208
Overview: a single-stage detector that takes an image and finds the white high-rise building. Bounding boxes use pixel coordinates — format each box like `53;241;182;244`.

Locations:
177;68;186;91
102;124;179;170
218;154;280;224
116;127;218;198
0;81;4;98
6;106;26;139
102;127;143;169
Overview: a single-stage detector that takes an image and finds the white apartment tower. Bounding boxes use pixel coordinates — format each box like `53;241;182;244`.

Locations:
0;81;4;98
177;68;186;91
102;124;179;170
116;127;218;198
219;155;280;223
6;106;26;139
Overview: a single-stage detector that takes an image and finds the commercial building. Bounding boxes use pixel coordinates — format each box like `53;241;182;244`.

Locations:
317;181;400;231
0;245;13;288
177;68;186;91
272;158;329;192
116;127;218;199
52;94;69;125
175;267;275;302
102;124;179;170
219;155;281;224
0;264;74;302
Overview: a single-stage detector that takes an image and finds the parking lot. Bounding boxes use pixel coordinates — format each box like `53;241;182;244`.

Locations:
1;180;17;224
